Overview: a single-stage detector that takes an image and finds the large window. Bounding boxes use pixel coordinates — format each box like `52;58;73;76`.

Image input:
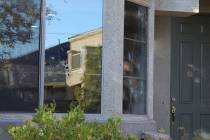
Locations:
0;0;102;113
44;0;103;113
0;0;41;111
123;1;148;115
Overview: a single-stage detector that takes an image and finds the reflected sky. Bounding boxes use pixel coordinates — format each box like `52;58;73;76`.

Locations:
0;0;41;59
0;29;40;59
0;0;102;59
46;0;103;48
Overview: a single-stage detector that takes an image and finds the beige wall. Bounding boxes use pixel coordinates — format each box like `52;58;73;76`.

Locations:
67;29;102;87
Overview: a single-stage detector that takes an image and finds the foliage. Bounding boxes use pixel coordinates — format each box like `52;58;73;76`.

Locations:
193;130;202;140
8;104;138;140
74;46;102;113
192;130;210;140
0;0;59;48
0;0;40;47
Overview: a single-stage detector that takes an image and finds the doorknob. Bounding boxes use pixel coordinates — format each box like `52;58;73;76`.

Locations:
171;97;176;124
171;105;176;123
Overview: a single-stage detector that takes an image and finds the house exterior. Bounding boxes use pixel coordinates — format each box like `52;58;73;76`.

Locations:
0;0;210;139
67;29;102;87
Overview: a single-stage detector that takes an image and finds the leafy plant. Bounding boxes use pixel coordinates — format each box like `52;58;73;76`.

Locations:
74;46;102;113
193;130;202;140
8;104;138;140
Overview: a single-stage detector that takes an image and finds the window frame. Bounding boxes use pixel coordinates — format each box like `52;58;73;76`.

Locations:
70;52;81;71
123;0;149;115
39;0;46;107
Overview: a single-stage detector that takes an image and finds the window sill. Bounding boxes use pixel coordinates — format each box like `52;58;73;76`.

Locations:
0;113;102;123
0;113;152;124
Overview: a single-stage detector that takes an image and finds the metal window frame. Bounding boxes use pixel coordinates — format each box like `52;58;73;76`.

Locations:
39;0;46;106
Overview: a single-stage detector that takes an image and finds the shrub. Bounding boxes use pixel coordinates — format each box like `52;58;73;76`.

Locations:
8;104;138;140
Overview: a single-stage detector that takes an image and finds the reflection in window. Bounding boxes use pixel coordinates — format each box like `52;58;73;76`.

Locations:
0;0;41;111
123;1;148;115
71;51;81;70
45;0;102;113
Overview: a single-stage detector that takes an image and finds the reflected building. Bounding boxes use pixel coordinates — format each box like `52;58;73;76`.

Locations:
44;29;102;113
0;49;39;111
67;28;102;87
44;42;70;112
0;41;70;111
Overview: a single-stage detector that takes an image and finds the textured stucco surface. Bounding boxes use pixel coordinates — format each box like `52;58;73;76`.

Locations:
101;0;124;116
154;16;171;135
156;0;199;13
121;120;156;136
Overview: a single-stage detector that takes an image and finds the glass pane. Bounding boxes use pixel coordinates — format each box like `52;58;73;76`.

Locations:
123;78;146;114
123;0;148;115
0;0;41;112
71;54;81;70
124;1;147;42
124;40;147;79
45;0;103;113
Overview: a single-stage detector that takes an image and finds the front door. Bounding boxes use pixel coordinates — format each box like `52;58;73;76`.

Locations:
171;15;210;140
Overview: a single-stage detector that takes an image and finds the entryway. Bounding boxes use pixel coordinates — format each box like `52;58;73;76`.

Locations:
171;15;210;140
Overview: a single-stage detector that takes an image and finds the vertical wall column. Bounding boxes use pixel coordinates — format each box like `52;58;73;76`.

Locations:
154;16;171;134
147;0;155;119
101;0;125;116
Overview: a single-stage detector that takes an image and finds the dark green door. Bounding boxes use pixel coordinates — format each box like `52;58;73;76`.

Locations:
171;15;210;140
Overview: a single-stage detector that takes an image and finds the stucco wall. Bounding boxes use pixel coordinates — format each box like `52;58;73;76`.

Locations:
156;0;199;13
154;16;171;135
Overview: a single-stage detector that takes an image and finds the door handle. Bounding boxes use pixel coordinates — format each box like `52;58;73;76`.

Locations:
171;97;176;124
171;105;176;123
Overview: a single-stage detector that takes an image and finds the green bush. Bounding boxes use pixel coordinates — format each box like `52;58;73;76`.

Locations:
8;104;138;140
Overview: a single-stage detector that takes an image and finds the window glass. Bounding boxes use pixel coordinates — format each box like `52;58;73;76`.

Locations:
71;53;81;70
123;1;148;115
0;0;41;111
45;0;103;113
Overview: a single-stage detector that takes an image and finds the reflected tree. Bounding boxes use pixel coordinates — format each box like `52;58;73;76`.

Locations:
0;0;40;47
75;46;102;113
